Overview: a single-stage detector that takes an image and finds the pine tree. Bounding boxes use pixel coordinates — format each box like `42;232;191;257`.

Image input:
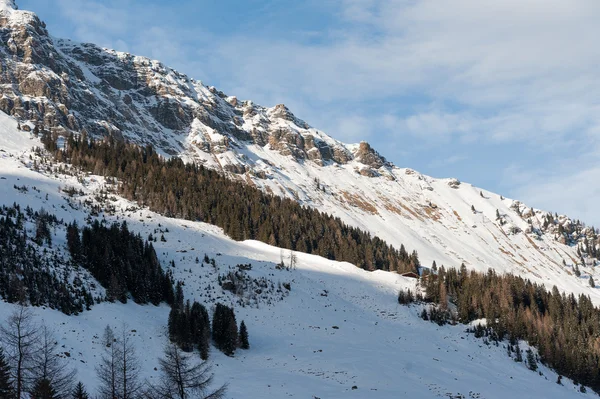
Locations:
514;343;523;362
72;382;89;399
212;304;238;356
239;321;249;350
526;349;537;371
66;222;82;262
0;346;13;398
190;302;210;360
590;276;595;288
30;378;58;399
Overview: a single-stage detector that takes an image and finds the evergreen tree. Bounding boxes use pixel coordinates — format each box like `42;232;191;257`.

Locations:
72;382;89;399
590;276;595;288
212;304;238;356
239;321;249;350
30;378;57;399
0;346;13;398
190;302;210;360
526;349;537;371
514;344;523;363
66;222;82;263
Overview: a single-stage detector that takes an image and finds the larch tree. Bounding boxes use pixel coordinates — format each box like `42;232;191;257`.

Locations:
96;325;120;399
118;324;142;399
30;325;76;397
0;306;41;399
148;343;226;399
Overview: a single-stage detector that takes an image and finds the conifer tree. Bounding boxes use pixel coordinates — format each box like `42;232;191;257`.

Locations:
514;343;523;362
30;378;57;399
212;304;238;356
239;321;249;350
0;346;13;398
72;382;89;399
590;276;595;288
526;349;537;371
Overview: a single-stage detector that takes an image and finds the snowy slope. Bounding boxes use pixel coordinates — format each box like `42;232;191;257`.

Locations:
0;97;592;399
1;0;596;305
182;123;599;304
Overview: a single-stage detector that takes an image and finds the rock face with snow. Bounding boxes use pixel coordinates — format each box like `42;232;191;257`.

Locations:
1;0;599;299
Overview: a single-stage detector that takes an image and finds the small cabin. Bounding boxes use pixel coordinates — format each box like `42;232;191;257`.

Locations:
400;272;419;279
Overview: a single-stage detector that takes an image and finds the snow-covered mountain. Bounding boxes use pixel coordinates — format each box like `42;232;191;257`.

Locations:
1;0;597;305
5;0;600;292
3;2;600;396
0;106;593;399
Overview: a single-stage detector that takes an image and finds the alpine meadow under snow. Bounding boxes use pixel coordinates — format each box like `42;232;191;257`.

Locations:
2;0;600;397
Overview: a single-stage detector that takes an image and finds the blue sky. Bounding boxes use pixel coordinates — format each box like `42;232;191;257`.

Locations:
19;0;600;226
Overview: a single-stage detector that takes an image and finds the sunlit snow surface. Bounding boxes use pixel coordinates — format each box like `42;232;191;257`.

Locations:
0;111;594;398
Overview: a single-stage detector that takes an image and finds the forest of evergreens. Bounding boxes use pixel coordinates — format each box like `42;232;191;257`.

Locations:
0;204;92;314
416;266;600;393
67;220;174;305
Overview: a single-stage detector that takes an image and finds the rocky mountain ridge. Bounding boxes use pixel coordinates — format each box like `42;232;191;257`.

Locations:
1;0;599;300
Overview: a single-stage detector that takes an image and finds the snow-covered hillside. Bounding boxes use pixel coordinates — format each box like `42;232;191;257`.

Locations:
1;0;595;304
0;111;593;398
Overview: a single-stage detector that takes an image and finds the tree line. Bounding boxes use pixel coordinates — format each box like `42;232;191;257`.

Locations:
67;220;174;305
414;266;600;393
43;133;419;274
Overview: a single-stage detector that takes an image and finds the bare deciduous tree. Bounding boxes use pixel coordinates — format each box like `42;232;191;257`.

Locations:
289;250;297;271
97;323;142;399
96;325;120;399
31;324;76;397
119;324;141;399
0;305;40;399
146;343;226;399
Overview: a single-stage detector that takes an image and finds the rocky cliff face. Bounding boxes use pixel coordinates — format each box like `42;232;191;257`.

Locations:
0;1;380;167
2;0;599;298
